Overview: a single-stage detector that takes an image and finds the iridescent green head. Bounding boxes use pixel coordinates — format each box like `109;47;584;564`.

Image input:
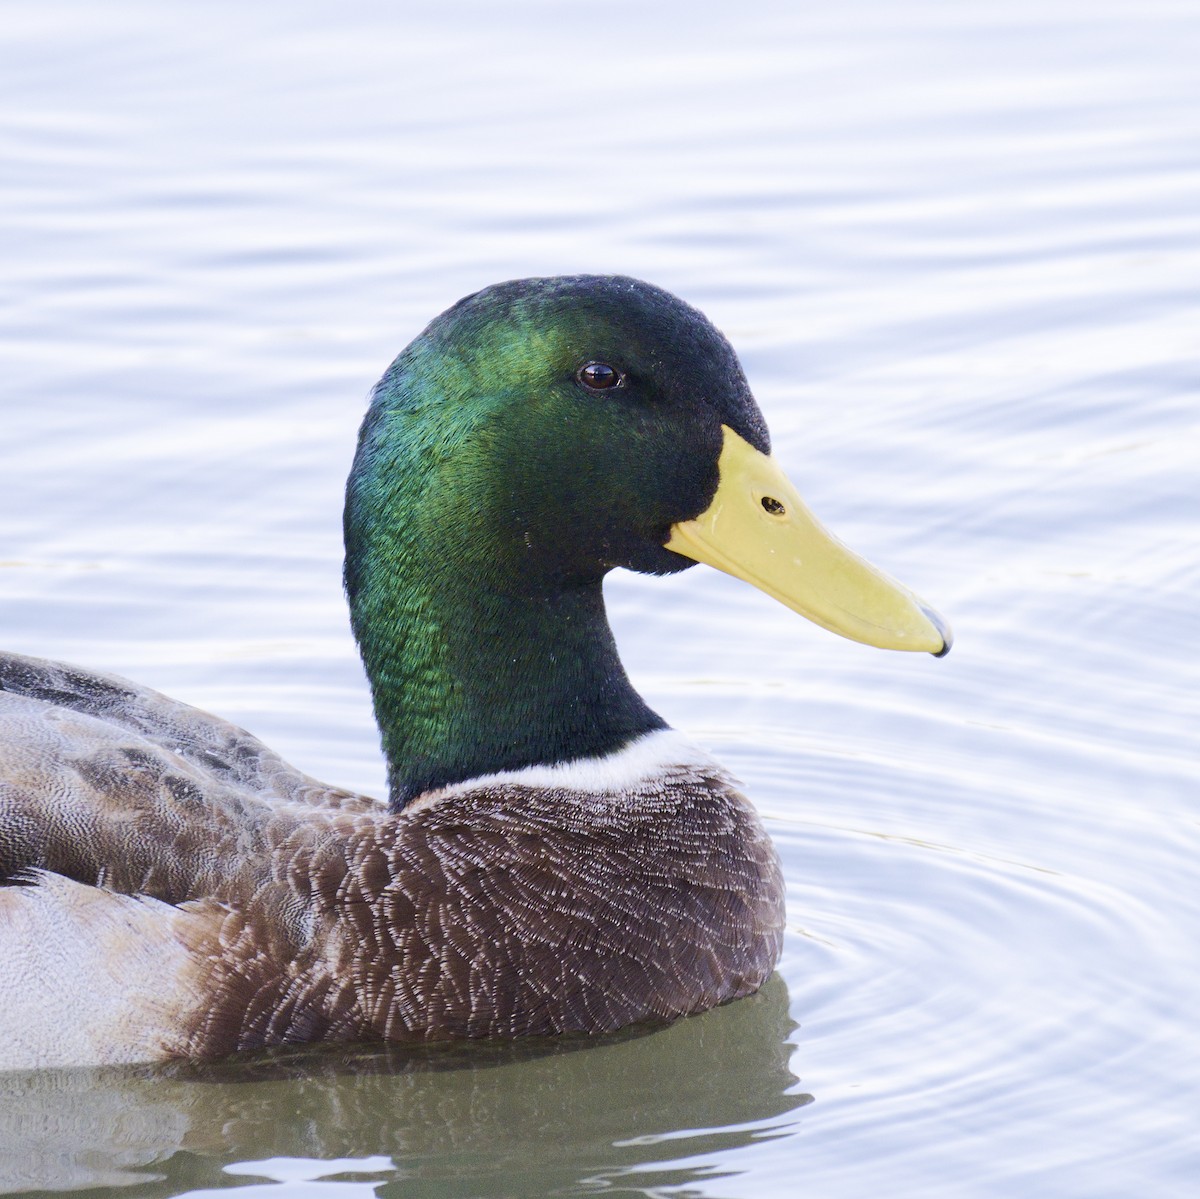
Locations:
345;274;949;808
350;276;770;582
344;275;769;806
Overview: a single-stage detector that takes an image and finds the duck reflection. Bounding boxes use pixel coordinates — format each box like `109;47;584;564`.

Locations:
0;975;810;1196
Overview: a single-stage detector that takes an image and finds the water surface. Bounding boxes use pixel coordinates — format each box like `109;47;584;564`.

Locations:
2;1;1198;1196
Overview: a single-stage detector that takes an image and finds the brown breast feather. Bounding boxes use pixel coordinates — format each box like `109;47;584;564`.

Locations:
172;773;785;1058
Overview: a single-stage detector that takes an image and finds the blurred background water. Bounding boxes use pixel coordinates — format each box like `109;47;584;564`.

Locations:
1;0;1198;1195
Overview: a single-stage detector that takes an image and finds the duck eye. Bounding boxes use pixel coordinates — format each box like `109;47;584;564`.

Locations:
577;362;622;391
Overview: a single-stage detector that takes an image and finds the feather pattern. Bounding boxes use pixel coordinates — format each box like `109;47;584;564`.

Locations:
0;652;784;1069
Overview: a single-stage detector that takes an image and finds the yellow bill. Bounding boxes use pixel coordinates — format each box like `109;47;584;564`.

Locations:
666;426;952;656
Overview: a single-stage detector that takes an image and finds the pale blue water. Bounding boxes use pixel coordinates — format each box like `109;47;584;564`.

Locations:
2;1;1198;1195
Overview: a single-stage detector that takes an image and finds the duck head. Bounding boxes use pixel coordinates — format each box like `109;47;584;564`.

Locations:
345;276;949;807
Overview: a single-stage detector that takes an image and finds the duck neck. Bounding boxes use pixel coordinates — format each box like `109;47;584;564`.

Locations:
348;558;665;809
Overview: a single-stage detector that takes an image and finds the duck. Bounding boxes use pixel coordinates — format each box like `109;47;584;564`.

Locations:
0;275;950;1071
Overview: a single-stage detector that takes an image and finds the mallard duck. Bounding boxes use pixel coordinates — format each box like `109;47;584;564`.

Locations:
0;276;950;1070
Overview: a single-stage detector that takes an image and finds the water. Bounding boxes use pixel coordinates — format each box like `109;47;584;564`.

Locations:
2;0;1198;1195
